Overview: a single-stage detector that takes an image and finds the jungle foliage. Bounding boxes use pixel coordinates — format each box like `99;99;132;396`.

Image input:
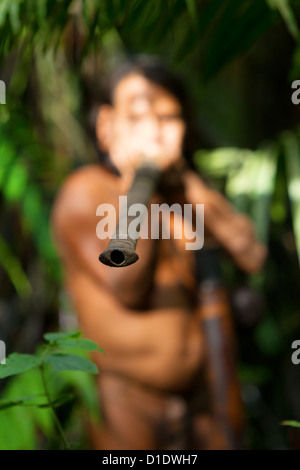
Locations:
1;0;300;449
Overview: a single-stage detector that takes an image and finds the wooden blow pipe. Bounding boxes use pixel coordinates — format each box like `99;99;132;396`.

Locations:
99;162;161;268
195;247;245;449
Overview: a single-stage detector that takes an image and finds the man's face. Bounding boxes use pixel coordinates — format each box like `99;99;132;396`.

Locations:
96;73;186;177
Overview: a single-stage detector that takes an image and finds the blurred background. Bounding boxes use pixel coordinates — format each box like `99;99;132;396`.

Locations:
0;0;300;450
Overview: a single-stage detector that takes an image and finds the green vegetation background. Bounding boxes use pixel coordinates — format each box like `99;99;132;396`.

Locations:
1;0;300;449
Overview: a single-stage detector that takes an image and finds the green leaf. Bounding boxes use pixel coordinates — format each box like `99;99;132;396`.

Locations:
184;0;198;32
254;316;283;356
57;370;102;420
238;364;272;385
281;420;300;428
195;147;246;177
203;0;273;80
267;0;299;40
37;392;75;409
0;369;54;449
224;146;278;242
0;235;32;298
0;392;74;411
249;147;278;242
44;354;98;374
0;354;41;379
9;1;21;34
56;338;104;353
282;131;300;266
0;394;46;411
3;162;28;201
36;0;47;25
0;398;27;411
43;331;81;342
0;0;10;28
0;141;14;188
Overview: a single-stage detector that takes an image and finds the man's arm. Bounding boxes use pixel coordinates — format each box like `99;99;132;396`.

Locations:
181;170;267;273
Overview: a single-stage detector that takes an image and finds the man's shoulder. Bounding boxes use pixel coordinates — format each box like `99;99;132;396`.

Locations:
57;163;116;202
60;164;115;195
51;164;116;229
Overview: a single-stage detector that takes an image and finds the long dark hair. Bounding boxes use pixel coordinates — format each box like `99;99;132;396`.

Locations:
86;54;199;170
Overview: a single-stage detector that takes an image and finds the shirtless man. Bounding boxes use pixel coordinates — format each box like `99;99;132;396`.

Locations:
51;56;267;450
